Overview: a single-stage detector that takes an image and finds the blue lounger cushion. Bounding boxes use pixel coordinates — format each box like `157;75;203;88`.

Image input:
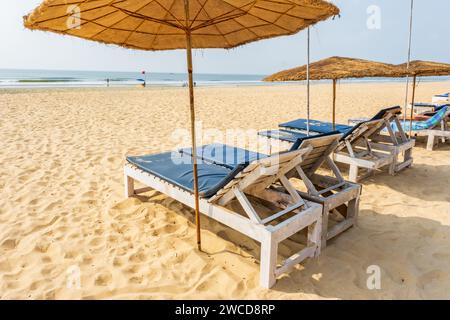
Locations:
386;105;450;132
258;130;309;144
279;119;352;134
434;104;450;112
127;151;248;199
179;143;268;170
279;106;401;135
370;106;401;120
413;102;440;107
258;130;342;150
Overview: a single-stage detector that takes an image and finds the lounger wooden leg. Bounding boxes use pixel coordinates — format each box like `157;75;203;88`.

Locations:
124;174;135;197
320;206;329;250
347;196;360;227
309;220;322;256
349;165;358;183
426;134;435;151
404;148;413;167
260;233;277;289
389;152;396;176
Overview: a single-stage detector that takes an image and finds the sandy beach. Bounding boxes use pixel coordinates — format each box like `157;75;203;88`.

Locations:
0;82;449;300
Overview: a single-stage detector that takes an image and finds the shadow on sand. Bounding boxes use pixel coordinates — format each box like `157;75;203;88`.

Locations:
362;165;450;202
136;190;450;299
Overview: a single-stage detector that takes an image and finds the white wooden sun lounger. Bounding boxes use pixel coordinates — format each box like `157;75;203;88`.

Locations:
410;107;450;151
284;133;361;248
261;120;405;183
341;107;415;181
124;147;323;288
257;133;361;247
333;118;400;182
267;107;415;182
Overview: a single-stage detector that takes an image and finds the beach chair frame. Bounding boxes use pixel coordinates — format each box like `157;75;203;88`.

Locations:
333;119;396;182
413;108;450;151
363;107;415;174
124;148;323;289
285;134;361;249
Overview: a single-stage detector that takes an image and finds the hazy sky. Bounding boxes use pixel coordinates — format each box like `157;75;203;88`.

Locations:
1;0;449;75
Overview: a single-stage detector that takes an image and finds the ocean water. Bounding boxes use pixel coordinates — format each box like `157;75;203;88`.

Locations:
0;69;266;88
0;69;449;89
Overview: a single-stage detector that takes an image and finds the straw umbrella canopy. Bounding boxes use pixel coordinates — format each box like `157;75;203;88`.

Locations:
396;60;450;136
264;56;400;128
24;0;339;251
397;60;450;77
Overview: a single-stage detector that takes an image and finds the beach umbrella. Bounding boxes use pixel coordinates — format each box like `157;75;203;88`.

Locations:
24;0;339;251
264;56;400;129
397;60;450;136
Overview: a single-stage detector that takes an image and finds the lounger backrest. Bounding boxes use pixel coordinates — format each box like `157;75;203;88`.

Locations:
209;147;313;205
367;106;410;143
370;106;402;121
336;119;385;152
294;133;342;175
434;104;450;112
422;105;450;129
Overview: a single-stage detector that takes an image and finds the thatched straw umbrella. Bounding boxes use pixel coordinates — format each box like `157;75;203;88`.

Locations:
24;0;339;251
264;56;400;128
397;60;450;136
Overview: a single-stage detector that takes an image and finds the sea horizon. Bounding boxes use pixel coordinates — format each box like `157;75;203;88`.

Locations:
1;68;449;89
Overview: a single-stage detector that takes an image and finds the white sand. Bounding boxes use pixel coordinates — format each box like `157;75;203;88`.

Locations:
0;82;449;299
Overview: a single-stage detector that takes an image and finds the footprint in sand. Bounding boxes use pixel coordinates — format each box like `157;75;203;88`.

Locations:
113;257;124;267
1;239;17;251
94;273;112;286
417;269;447;290
41;256;52;263
129;251;147;263
129;276;144;285
34;241;51;253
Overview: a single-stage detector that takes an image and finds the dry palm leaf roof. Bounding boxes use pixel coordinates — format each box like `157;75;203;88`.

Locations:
24;0;340;50
264;56;402;81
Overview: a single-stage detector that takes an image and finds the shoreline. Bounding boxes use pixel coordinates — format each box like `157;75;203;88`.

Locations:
1;80;449;93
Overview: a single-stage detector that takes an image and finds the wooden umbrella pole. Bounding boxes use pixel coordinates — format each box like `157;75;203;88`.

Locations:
403;0;414;122
184;0;202;251
332;79;336;130
306;26;310;136
409;75;417;137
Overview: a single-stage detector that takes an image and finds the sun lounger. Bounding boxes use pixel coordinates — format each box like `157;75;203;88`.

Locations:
399;103;450;120
261;122;391;182
432;93;449;103
284;133;361;248
124;146;323;288
279;119;353;135
387;105;450;151
262;107;415;182
280;106;399;134
180;135;361;249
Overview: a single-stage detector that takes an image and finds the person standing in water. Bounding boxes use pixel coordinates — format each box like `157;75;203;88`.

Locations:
142;70;147;87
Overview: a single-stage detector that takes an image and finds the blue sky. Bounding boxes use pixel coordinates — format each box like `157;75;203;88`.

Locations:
1;0;449;75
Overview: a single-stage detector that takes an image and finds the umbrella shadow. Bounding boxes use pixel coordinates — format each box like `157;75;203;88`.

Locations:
361;163;450;202
412;137;450;151
270;209;450;299
134;192;450;299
